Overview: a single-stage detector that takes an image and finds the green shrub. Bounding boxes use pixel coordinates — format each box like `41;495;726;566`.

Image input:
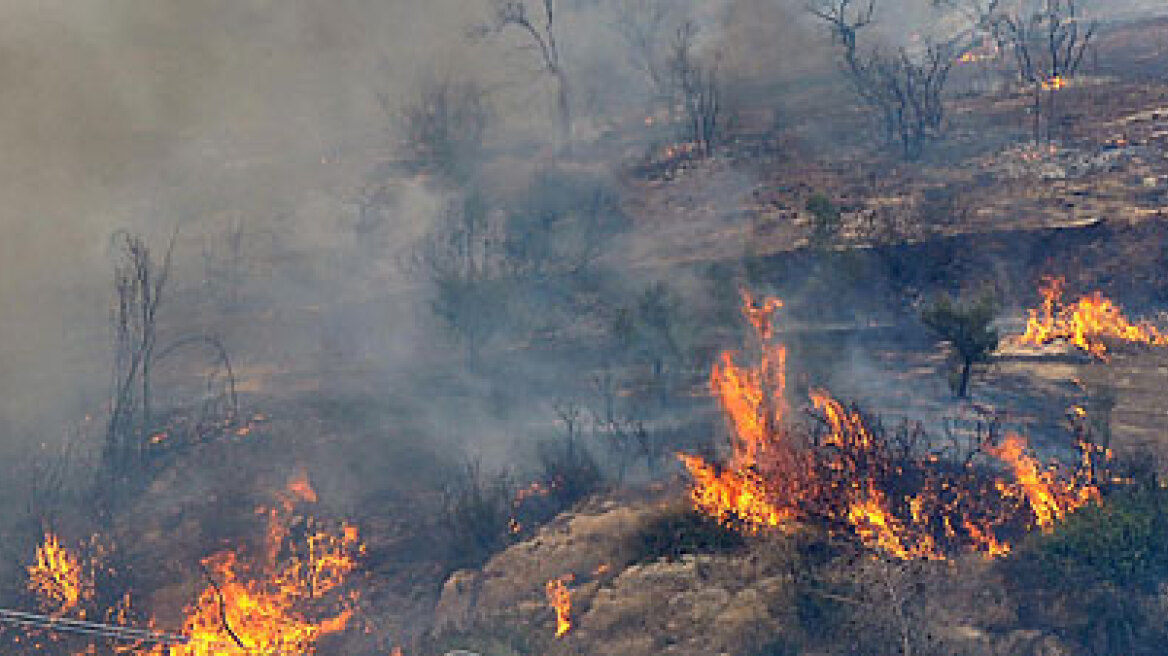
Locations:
805;194;842;246
1019;487;1168;589
920;292;999;398
630;504;746;563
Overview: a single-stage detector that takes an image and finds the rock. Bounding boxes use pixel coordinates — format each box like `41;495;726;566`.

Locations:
432;569;482;633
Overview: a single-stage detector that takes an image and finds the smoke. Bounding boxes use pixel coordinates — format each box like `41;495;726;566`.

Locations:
1;0;1164;502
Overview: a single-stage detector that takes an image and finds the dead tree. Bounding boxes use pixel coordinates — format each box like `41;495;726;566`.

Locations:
669;21;721;157
102;230;239;512
808;0;959;159
201;216;246;309
992;0;1096;141
485;0;572;145
106;230;176;479
387;77;490;184
611;0;676;98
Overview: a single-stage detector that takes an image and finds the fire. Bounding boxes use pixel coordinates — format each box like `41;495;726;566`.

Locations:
147;473;363;655
709;292;786;469
845;485;940;560
545;574;573;638
986;433;1098;531
1042;75;1066;91
27;533;92;617
287;469;319;504
680;292;1100;560
1021;276;1168;359
677;454;793;532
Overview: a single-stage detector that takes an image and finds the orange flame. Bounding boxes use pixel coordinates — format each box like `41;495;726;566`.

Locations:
680;292;1099;560
147;474;363;655
677;454;793;532
986;433;1099;531
27;533;92;616
545;574;573;638
287;469;319;504
1021;276;1168;359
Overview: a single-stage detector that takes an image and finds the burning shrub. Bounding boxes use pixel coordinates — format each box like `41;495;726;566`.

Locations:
679;291;1097;561
1021;275;1168;360
535;439;603;514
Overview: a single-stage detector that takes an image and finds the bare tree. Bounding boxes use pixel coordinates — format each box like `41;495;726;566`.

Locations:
202;216;246;309
808;0;959;159
387;76;491;184
484;0;572;145
101;230;239;513
105;229;177;479
610;0;677;98
992;0;1096;142
669;21;721;157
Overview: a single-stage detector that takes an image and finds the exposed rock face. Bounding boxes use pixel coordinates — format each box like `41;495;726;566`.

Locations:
430;495;1089;656
433;498;659;636
430;495;798;655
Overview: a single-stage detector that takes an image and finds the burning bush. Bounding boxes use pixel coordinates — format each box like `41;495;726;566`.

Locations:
679;291;1098;560
1021;275;1168;359
14;474;364;656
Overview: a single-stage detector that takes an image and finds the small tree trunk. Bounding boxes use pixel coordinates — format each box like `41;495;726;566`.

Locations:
554;72;572;147
958;359;973;398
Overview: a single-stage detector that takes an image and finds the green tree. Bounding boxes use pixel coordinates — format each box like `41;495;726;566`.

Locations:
920;293;999;398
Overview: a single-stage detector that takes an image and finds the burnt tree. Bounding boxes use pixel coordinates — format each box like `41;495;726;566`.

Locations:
668;21;722;157
992;0;1096;141
389;76;490;185
101;230;239;514
484;0;572;145
808;0;960;159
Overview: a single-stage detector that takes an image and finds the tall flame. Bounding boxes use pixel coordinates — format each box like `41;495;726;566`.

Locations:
148;474;363;655
680;292;1099;560
545;574;573;638
986;433;1099;531
27;533;92;617
1021;276;1168;359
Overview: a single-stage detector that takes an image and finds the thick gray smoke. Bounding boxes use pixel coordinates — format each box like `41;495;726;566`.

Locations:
0;0;1163;467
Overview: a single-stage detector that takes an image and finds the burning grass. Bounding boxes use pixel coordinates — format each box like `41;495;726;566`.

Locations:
1020;275;1168;359
27;533;92;618
20;473;365;655
679;292;1101;560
